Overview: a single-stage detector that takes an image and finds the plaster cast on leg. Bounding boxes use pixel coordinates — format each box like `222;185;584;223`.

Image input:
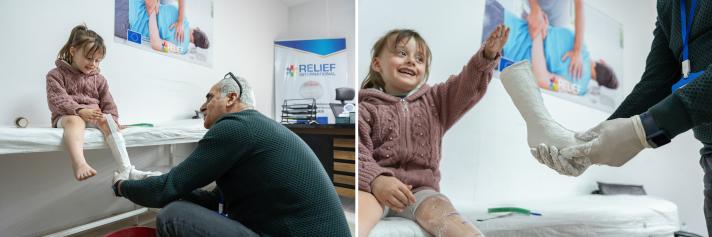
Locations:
500;61;592;175
499;61;586;150
104;114;162;180
415;196;483;237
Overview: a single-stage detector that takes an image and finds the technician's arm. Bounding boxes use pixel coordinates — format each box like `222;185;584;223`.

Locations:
118;120;251;207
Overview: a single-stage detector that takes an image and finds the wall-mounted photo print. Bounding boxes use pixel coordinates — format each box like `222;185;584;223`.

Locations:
483;0;623;112
114;0;213;66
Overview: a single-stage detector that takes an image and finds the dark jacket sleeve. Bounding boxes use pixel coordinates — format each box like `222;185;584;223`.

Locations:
608;14;679;120
611;1;712;138
649;65;712;138
181;187;221;211
120;119;253;207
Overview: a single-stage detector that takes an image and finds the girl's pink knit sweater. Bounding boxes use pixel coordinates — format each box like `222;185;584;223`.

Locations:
46;59;119;127
359;48;499;193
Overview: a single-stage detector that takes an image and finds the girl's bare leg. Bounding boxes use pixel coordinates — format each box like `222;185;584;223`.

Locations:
358;191;385;237
62;116;96;181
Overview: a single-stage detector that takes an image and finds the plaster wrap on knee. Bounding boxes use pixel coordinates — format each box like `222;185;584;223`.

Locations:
104;114;132;171
499;61;585;150
419;196;482;237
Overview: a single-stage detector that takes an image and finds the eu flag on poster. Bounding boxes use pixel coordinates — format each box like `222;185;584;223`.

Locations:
498;57;514;71
127;30;142;44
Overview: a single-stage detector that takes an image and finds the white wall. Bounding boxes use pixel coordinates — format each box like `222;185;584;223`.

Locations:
359;0;706;235
287;0;356;87
0;0;288;127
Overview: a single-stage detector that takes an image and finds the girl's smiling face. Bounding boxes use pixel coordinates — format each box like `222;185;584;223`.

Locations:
372;36;428;95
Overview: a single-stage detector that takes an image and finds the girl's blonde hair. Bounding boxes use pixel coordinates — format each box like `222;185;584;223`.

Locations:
361;29;432;90
58;24;106;64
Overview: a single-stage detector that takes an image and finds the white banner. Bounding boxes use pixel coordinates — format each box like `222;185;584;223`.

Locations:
274;38;348;124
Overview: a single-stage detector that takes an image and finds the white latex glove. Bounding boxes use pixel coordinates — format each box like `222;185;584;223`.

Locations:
113;169;129;186
560;115;651;167
530;144;591;176
128;168;163;180
112;169;130;196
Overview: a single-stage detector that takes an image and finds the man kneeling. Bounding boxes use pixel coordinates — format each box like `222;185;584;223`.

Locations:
112;73;350;237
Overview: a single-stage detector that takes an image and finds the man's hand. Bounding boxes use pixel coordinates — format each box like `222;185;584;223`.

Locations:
371;175;416;213
530;115;650;176
78;108;102;122
112;169;129;197
484;24;510;60
560;115;650;167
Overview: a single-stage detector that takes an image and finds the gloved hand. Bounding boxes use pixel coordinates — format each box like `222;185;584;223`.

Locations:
112;169;130;197
560;115;650;167
531;115;651;176
530;143;591;176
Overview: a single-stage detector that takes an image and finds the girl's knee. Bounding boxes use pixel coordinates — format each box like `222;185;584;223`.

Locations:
98;122;111;133
358;190;377;203
97;116;108;124
358;191;384;223
62;116;85;127
95;116;109;128
415;196;480;237
359;191;384;212
95;118;114;134
417;195;452;214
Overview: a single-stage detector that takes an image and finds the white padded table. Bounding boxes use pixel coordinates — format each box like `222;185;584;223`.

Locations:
0;119;207;155
370;195;679;237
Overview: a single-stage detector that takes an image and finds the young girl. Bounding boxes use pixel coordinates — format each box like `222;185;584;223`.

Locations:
46;25;160;181
358;25;509;237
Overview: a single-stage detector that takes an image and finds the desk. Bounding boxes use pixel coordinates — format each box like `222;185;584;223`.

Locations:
285;124;355;197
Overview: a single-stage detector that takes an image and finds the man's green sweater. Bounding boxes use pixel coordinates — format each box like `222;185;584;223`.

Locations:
120;110;350;237
610;0;712;155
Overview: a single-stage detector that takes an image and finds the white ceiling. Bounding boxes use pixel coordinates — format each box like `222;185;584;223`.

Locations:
279;0;315;7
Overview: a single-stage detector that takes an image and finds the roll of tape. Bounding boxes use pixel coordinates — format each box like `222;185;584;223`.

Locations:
15;117;28;128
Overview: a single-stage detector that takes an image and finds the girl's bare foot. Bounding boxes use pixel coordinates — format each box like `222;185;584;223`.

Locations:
73;162;97;181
